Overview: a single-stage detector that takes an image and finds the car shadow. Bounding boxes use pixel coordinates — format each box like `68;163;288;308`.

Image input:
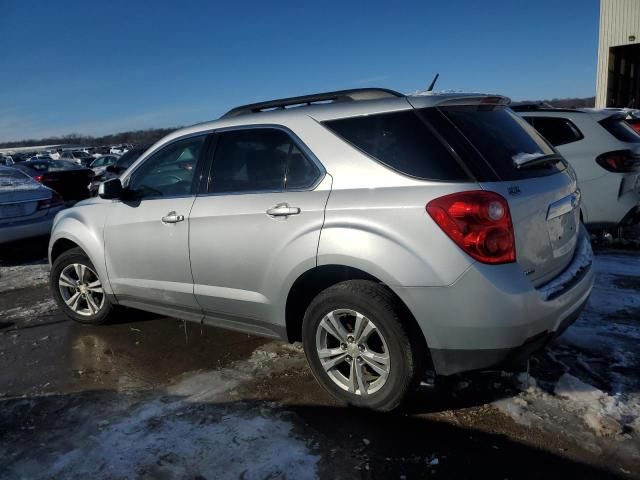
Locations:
0;390;628;480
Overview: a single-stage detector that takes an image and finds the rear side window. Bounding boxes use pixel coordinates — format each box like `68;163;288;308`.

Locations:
434;105;565;181
323;110;469;181
523;116;584;146
599;116;640;143
209;128;321;194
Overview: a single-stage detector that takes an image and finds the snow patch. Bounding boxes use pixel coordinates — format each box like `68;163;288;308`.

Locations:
47;401;318;480
0;261;49;293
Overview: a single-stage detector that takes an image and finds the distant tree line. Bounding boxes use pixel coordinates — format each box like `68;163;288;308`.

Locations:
511;96;596;108
0;127;180;149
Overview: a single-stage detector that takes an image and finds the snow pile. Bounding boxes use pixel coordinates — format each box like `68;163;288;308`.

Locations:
7;341;318;480
496;252;640;455
0;261;49;293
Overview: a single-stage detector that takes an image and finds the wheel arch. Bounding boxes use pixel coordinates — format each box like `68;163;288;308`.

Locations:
284;264;430;363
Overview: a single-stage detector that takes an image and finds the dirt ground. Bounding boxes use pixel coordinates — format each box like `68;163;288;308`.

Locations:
0;237;638;480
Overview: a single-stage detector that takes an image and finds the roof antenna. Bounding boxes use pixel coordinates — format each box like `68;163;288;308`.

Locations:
427;73;440;92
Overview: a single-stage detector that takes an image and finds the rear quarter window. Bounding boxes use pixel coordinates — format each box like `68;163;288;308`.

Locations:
322;110;470;181
523;116;584;146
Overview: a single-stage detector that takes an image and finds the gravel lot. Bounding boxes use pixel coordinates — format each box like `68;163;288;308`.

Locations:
0;237;638;479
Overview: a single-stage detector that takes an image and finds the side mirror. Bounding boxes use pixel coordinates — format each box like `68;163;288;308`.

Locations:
98;178;123;199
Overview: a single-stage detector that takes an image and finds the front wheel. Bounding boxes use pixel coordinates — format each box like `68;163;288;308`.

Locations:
302;280;424;411
50;247;115;325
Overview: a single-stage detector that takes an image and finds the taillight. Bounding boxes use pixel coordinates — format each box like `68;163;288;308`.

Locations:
596;150;640;173
38;192;64;210
628;121;640;134
34;175;44;182
426;191;516;264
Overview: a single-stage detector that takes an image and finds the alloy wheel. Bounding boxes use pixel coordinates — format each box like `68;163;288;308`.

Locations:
315;308;391;396
58;263;105;316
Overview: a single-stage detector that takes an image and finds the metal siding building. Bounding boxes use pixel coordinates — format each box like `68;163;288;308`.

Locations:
596;0;640;108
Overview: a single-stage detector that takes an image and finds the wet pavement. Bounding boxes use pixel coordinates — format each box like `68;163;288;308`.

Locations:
0;237;638;479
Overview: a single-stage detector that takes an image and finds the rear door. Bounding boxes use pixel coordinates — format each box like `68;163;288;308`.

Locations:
103;134;208;320
188;127;330;336
411;100;581;286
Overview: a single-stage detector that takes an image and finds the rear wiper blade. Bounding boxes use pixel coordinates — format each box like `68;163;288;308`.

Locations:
512;152;562;169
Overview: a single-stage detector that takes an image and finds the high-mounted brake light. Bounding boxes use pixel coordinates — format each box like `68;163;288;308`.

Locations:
427;191;516;264
34;174;44;182
596;150;640;173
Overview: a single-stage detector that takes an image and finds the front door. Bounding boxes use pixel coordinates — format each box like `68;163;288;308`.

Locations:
104;134;207;321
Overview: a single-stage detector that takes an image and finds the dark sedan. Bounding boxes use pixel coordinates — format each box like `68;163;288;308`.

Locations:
13;160;94;203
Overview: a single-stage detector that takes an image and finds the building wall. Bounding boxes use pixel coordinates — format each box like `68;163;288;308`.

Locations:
595;0;640;107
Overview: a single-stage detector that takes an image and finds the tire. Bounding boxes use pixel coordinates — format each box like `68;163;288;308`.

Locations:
50;247;115;325
302;280;424;411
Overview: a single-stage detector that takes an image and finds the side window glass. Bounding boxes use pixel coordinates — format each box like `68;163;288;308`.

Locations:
286;144;321;190
527;117;583;146
128;135;205;198
209;128;321;194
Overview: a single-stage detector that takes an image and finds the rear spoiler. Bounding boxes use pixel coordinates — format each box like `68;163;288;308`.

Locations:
407;94;511;110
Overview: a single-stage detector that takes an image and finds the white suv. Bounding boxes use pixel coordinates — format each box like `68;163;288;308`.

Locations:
514;106;640;230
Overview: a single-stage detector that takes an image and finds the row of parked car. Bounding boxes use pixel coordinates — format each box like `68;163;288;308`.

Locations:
0;146;148;244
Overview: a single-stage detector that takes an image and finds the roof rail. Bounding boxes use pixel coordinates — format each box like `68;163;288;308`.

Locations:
220;88;404;118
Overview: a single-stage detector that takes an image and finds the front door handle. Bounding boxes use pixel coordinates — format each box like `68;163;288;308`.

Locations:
266;203;301;217
161;211;185;224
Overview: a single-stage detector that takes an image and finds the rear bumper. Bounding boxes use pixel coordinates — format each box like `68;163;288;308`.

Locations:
0;209;61;244
393;227;594;375
428;297;587;375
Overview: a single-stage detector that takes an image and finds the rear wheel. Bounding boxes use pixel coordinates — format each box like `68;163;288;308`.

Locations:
302;280;424;411
51;247;115;325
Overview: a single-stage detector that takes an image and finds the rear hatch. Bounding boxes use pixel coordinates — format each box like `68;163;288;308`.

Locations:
408;96;581;286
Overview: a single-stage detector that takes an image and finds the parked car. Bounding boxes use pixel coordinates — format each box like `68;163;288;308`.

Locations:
49;88;593;411
1;156;14;166
59;150;95;167
88;145;149;196
14;159;93;202
110;144;131;155
513;105;640;230
90;154;120;176
0;166;65;244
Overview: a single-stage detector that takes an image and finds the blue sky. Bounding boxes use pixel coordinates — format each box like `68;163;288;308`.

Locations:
0;0;599;142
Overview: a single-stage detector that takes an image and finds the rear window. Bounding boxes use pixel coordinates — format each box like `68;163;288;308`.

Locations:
600;116;640;143
323;110;470;181
523;116;584;146
433;105;565;181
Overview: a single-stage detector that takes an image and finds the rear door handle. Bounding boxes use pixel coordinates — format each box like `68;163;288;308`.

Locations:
161;211;185;223
266;203;301;217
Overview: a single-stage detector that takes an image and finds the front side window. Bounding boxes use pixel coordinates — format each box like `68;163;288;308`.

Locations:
128;135;205;198
524;116;584;146
209;128;320;194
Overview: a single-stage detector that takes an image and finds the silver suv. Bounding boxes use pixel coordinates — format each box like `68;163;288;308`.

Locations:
49;89;594;410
